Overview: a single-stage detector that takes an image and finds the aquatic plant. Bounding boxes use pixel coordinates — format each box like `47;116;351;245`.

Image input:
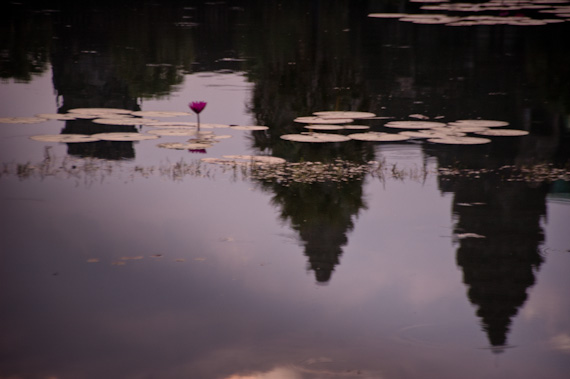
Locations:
189;101;207;132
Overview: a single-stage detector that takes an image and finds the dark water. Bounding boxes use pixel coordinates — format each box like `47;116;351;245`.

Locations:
1;1;569;378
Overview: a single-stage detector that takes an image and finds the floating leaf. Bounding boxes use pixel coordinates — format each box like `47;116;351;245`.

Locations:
34;113;77;120
30;134;101;143
384;121;447;129
349;132;410;142
304;124;345;131
230;125;270;130
399;130;466;138
67;108;133;115
408;114;430;120
428;136;492;145
313;111;376;119
91;132;159;141
474;129;529;137
432;125;488;133
92;118;159;125
0;117;46;124
280;133;351;142
294;116;353;124
211;134;232;140
449;119;509;128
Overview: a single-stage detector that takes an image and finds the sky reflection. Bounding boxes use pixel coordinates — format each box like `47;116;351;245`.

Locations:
1;1;569;378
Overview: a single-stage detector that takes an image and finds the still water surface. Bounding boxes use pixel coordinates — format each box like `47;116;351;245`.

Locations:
1;1;569;378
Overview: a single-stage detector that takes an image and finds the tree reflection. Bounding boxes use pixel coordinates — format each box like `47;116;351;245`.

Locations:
239;0;374;283
445;174;547;350
263;178;367;283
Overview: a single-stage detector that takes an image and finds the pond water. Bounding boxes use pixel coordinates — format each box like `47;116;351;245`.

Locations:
1;1;569;378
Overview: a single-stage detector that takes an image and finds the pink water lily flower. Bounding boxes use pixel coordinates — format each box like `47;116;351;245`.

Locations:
189;101;207;132
189;101;206;114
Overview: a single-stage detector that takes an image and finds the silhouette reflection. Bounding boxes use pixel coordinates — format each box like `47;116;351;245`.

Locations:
445;173;547;350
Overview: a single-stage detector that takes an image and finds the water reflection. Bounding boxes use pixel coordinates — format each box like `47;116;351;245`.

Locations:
262;178;367;283
1;0;570;377
444;172;547;350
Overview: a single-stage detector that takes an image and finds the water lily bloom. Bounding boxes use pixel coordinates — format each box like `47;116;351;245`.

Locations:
189;101;207;132
189;101;206;114
188;149;207;154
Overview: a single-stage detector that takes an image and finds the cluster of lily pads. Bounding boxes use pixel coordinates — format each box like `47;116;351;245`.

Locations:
369;0;570;26
281;111;528;145
0;108;268;150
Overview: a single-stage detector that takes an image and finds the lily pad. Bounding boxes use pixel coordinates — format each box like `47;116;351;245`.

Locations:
280;133;351;143
474;129;529;137
91;133;159;141
92;118;159;125
230;125;270;130
399;130;466;138
35;113;78;120
448;120;509;128
428;136;492;145
384;121;447;129
349;132;410;142
67;108;133;115
30;134;101;143
294;116;353;124
0;117;46;124
432;125;488;133
304;125;345;131
313;111;376;119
